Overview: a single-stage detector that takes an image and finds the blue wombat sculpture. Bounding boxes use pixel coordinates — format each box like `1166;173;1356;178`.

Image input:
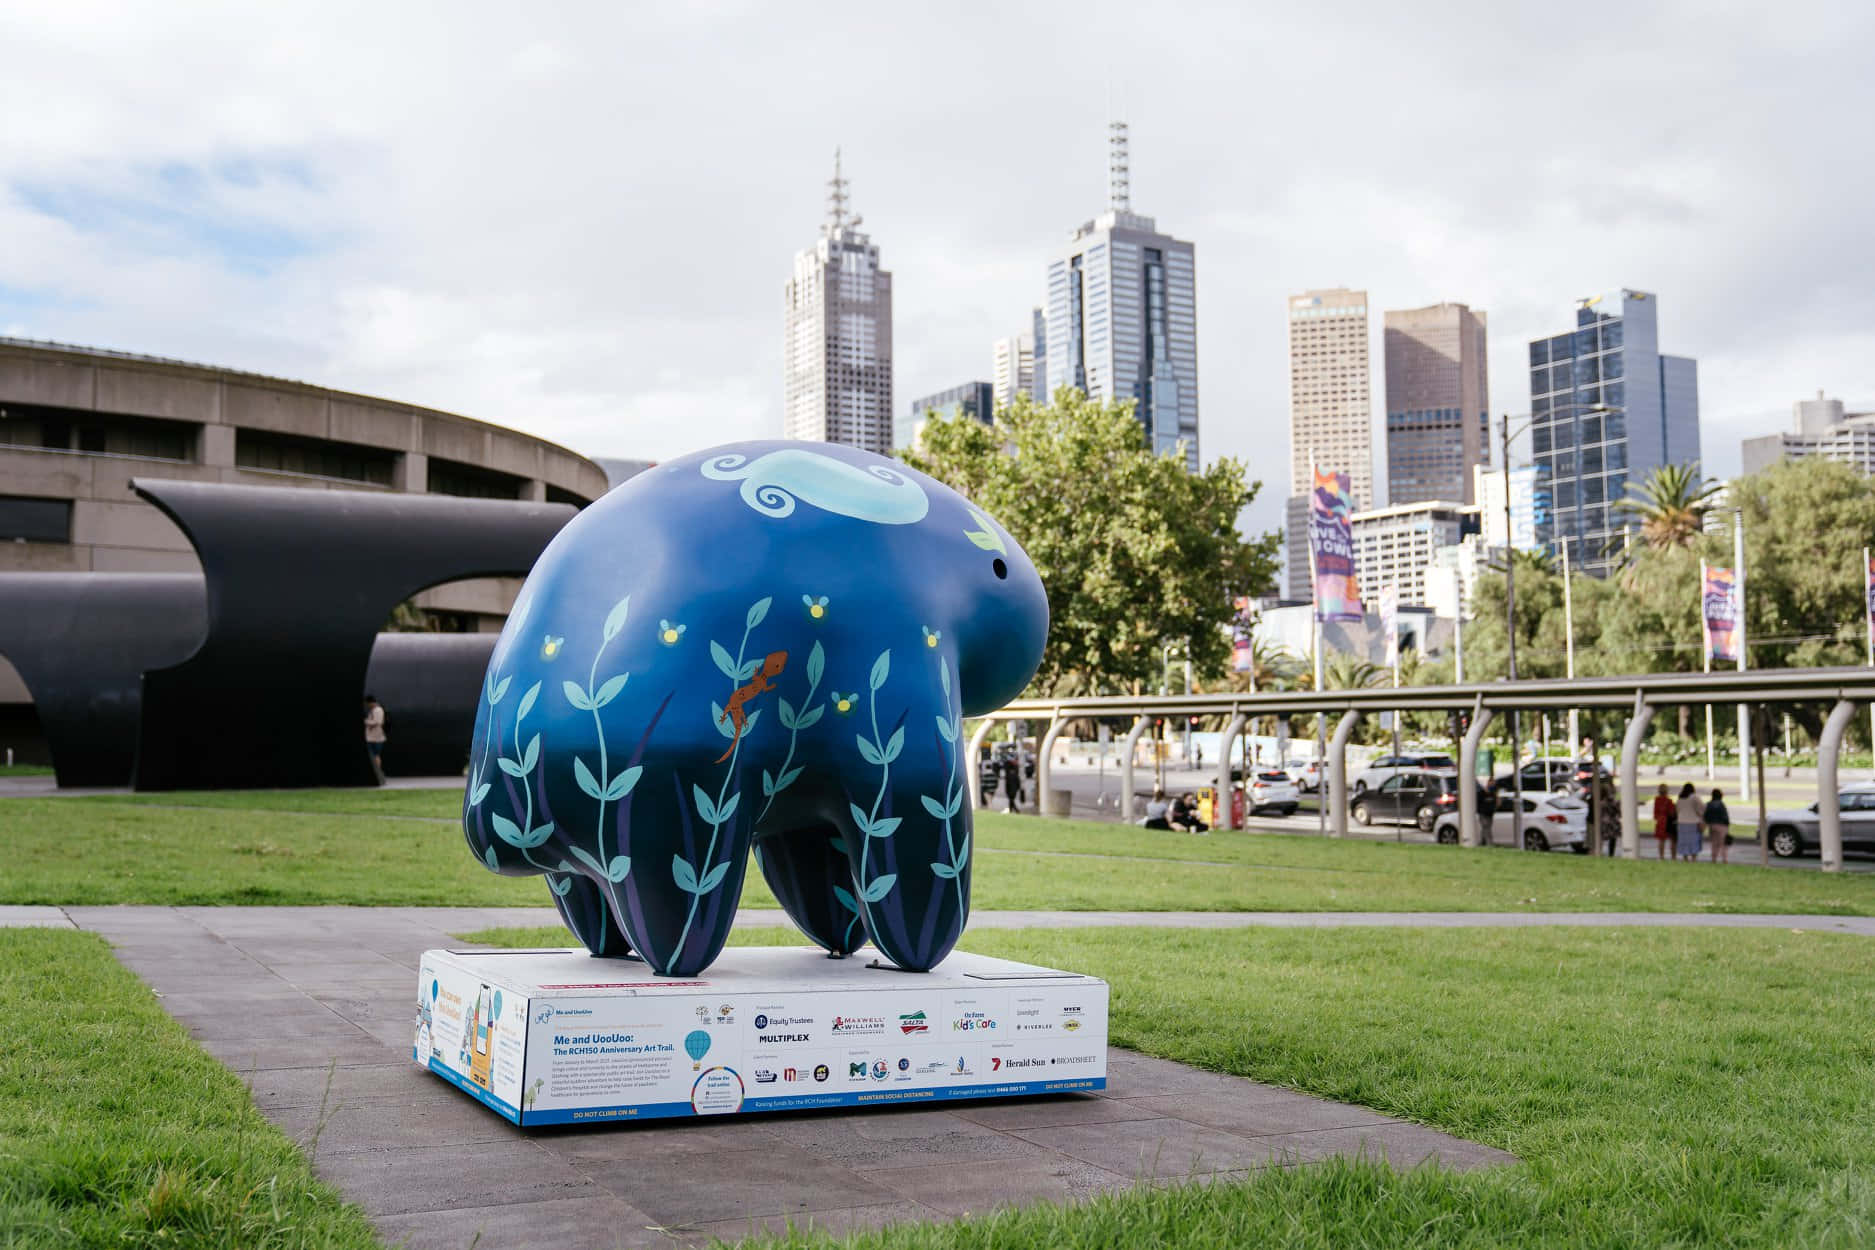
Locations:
462;441;1047;977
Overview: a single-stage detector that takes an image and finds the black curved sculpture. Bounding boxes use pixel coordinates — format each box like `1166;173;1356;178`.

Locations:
0;573;205;787
132;480;573;790
363;632;499;778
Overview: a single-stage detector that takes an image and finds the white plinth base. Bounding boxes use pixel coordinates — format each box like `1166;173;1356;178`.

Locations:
415;946;1109;1126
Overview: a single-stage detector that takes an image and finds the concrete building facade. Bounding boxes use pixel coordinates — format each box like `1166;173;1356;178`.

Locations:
1347;499;1477;609
782;156;894;455
898;381;993;451
1474;463;1550;553
991;331;1034;410
1384;302;1489;506
1528;288;1699;577
1284;288;1372;598
0;336;608;707
1740;391;1875;475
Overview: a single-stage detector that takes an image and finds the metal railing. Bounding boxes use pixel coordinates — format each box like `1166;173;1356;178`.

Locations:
967;666;1875;871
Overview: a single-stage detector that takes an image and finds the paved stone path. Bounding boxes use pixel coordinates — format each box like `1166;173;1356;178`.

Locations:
61;905;1513;1248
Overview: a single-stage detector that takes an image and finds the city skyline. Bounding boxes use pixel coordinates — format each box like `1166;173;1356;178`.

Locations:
2;4;1871;546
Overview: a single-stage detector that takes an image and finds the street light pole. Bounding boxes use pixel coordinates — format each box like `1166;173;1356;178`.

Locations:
1502;414;1523;852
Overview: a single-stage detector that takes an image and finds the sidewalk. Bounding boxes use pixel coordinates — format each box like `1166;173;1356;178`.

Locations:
61;904;1513;1248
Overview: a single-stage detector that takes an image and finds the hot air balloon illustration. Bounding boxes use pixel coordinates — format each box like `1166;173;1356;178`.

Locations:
684;1029;712;1071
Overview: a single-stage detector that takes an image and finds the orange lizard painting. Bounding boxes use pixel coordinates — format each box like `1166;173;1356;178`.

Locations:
714;650;787;763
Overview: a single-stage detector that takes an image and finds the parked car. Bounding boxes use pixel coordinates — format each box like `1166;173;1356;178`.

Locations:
1246;770;1300;816
1433;791;1590;852
1353;753;1456;795
1351;771;1470;832
1763;784;1875;858
1490;759;1580;795
1283;758;1323;793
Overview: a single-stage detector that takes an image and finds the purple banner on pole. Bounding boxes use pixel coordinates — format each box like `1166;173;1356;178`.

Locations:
1703;566;1739;664
1309;468;1362;623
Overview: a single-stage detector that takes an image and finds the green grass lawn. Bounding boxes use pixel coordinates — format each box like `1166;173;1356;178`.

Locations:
464;922;1875;1249
0;929;378;1249
0;763;54;777
6;787;1875;914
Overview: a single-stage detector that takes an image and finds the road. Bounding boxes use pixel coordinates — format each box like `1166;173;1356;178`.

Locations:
1010;761;1875;872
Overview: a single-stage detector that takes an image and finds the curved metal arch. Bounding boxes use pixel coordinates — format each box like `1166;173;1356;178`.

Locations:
0;573;206;786
131;479;574;790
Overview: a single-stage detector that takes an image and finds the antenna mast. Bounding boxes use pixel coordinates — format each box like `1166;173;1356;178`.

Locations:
1107;121;1131;212
826;147;849;231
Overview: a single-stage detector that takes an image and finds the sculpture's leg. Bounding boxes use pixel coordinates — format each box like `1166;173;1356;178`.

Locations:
549;874;633;957
838;756;971;973
611;768;755;977
754;824;867;957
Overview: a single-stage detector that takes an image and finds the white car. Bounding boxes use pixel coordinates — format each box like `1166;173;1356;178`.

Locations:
1283;759;1323;792
1246;770;1300;816
1353;752;1458;795
1432;792;1589;852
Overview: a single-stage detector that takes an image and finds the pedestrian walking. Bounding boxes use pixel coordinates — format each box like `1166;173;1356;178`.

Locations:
363;693;388;783
1704;788;1731;865
1651;784;1675;861
1674;782;1703;862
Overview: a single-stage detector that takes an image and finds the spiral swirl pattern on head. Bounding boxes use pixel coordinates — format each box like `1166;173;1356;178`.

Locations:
697;446;929;525
749;483;796;517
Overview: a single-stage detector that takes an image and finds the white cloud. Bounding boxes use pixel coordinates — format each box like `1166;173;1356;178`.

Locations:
1;0;1871;539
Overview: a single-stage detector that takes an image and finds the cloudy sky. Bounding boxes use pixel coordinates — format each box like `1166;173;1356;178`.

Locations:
3;1;1871;540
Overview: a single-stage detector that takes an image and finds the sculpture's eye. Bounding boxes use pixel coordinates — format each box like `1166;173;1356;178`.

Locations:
992;558;1008;580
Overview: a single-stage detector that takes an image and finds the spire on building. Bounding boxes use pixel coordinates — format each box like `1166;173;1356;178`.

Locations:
1107;121;1131;212
826;147;850;232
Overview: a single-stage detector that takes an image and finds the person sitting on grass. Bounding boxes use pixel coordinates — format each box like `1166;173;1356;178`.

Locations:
1170;792;1209;835
1143;787;1172;831
1705;788;1731;865
1652;783;1675;861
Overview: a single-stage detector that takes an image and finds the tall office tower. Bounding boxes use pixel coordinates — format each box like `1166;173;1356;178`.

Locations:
783;151;894;454
1030;306;1048;401
1044;122;1199;469
1384;302;1489;505
1528;289;1699;576
1284;288;1372;599
991;331;1034;409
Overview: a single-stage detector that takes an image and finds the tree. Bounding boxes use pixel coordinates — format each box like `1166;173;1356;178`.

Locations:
903;389;1281;697
1614;462;1720;553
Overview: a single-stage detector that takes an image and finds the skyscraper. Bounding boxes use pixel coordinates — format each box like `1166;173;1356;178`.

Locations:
1384;302;1489;505
899;381;993;451
783;152;893;454
1043;123;1199;469
991;331;1033;410
1528;289;1699;576
1284;288;1372;599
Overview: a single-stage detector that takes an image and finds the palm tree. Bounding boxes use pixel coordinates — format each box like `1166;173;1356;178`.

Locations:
1487;548;1559;577
1614;462;1719;552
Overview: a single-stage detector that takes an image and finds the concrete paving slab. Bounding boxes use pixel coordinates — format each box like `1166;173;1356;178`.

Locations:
0;905;74;928
372;1193;670;1250
1007;1115;1298;1178
1123;1089;1397;1135
684;1199;948;1247
311;1141;593;1217
858;1155;1128;1216
581;1146;903;1227
77;904;1520;1248
949;1092;1162;1131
